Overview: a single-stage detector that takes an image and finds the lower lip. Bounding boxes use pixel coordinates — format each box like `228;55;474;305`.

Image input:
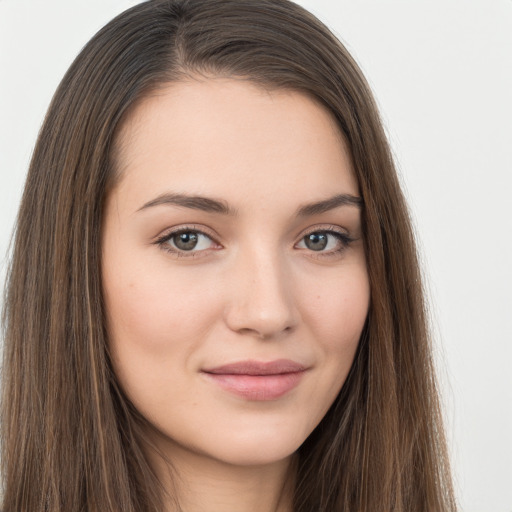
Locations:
203;372;304;400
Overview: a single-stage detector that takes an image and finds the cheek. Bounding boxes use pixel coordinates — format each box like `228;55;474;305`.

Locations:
302;263;370;350
298;260;369;408
102;259;225;414
102;265;220;416
104;256;220;350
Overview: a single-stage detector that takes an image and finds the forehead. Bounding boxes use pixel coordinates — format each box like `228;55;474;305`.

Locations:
111;78;358;212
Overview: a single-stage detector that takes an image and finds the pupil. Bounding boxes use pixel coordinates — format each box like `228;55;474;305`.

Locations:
175;232;198;251
305;232;328;251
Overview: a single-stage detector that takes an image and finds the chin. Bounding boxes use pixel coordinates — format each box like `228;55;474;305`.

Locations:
212;435;301;467
148;414;308;469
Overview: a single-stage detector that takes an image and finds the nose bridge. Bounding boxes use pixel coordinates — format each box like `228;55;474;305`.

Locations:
224;242;297;338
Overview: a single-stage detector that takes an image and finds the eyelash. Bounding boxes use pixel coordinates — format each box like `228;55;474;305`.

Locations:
297;226;355;259
154;224;355;259
154;225;220;259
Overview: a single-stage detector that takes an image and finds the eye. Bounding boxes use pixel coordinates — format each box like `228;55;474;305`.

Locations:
295;229;353;255
155;228;219;256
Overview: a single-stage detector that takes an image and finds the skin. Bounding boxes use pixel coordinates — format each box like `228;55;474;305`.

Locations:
102;78;370;512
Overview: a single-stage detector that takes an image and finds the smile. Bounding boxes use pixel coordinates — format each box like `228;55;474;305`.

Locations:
201;360;307;401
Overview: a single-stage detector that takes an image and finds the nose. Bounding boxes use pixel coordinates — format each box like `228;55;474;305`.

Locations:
223;247;298;340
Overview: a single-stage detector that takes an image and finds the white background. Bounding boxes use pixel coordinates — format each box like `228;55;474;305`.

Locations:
0;1;511;510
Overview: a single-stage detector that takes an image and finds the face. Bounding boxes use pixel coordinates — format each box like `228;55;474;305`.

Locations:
102;78;369;469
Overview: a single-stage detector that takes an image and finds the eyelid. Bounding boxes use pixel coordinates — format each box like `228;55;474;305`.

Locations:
153;224;223;257
153;223;220;243
297;224;353;241
152;223;357;259
294;224;356;257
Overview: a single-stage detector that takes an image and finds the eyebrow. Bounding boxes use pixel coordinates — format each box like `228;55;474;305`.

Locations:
296;193;363;216
137;192;362;216
138;193;237;215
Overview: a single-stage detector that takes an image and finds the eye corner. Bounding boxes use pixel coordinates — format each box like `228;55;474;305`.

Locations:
153;225;222;259
294;226;355;258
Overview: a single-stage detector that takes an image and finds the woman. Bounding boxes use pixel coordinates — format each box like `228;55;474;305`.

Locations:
1;0;457;511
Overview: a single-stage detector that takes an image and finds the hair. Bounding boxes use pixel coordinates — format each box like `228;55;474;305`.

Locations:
1;0;457;511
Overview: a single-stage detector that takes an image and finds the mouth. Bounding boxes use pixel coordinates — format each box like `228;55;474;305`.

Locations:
201;359;307;401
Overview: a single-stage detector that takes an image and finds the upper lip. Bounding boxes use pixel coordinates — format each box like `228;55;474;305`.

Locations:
202;359;307;376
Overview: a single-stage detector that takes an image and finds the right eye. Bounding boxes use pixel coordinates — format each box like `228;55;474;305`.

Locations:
155;228;220;256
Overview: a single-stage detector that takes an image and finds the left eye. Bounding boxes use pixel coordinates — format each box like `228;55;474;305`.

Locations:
161;230;215;252
296;231;346;252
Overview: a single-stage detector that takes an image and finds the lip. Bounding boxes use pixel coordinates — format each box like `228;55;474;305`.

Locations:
202;359;307;401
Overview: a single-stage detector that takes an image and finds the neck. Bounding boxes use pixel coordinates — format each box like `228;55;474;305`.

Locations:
148;436;295;512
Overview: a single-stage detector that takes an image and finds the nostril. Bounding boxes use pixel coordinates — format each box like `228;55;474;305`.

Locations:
224;302;298;340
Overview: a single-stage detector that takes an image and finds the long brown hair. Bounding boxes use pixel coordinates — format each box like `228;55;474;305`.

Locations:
1;1;457;510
